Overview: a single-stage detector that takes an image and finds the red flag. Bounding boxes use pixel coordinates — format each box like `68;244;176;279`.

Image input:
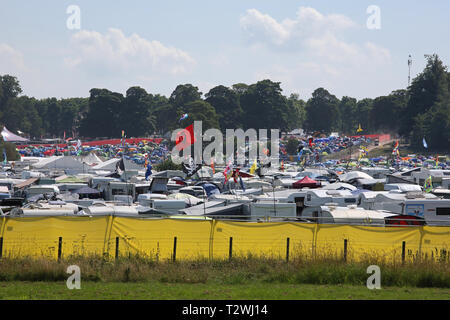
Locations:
175;124;196;151
308;137;313;147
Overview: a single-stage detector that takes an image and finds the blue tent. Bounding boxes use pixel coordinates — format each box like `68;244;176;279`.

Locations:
201;183;220;197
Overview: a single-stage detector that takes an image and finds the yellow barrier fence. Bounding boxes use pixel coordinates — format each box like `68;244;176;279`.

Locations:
0;216;449;263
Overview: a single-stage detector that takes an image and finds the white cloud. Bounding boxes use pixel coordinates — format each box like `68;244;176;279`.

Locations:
0;43;27;75
240;7;390;66
65;28;195;76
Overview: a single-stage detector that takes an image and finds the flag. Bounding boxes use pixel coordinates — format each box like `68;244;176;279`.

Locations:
280;161;284;171
211;158;215;174
2;149;6;164
297;149;303;162
423;138;428;149
75;139;82;155
223;161;233;183
239;175;246;192
308;137;313;148
63;131;66;140
424;176;433;193
357;124;363;133
145;163;153;181
175;124;196;151
121;130;125;138
179;113;188;122
233;168;240;183
392;141;399;156
249;159;257;175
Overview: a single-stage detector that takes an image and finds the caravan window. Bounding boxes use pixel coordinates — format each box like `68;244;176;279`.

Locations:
344;198;356;203
307;194;311;201
436;208;450;216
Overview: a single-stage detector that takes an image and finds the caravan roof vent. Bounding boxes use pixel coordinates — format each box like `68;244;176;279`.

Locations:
325;202;338;210
405;192;425;199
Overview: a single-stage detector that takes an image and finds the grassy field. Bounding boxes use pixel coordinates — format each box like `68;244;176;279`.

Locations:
1;281;449;300
0;256;449;299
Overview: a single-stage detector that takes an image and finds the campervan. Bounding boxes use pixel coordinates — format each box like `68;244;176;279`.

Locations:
304;189;359;207
26;185;60;198
301;205;424;225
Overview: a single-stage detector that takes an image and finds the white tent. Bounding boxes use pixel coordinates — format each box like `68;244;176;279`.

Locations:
82;153;103;166
32;156;90;171
1;126;29;142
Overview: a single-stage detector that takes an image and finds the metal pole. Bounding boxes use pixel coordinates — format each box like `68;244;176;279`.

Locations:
58;237;62;262
115;236;119;260
343;239;348;262
173;236;177;262
286;237;290;262
229;237;233;261
273;186;276;216
0;237;3;259
402;241;406;264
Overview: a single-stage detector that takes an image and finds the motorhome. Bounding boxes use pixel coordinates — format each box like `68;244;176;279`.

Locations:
369;192;450;225
304;189;359;208
104;182;135;201
26;185;60;198
411;168;450;187
301;205;424;225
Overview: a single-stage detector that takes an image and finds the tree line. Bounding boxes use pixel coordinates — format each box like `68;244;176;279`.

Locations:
0;54;449;151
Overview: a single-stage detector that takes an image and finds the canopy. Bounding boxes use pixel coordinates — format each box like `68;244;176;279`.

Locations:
1;126;29;142
292;176;320;189
73;186;101;194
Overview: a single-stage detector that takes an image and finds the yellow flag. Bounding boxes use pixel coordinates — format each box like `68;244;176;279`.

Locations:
250;159;257;174
357;124;363;133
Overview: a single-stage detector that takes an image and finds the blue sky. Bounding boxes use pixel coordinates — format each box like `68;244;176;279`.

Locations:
1;1;449;100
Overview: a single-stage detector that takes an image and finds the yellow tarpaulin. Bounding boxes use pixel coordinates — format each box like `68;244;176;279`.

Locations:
0;216;448;262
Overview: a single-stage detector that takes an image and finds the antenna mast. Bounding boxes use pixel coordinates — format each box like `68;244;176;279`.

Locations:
408;54;412;87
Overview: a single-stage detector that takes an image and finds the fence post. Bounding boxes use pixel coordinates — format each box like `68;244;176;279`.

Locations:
115;237;119;260
286;237;290;263
173;237;177;262
0;237;3;259
343;239;348;262
229;237;233;261
402;241;406;264
57;237;62;262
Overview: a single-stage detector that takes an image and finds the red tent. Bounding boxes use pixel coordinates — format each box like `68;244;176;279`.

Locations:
292;176;320;189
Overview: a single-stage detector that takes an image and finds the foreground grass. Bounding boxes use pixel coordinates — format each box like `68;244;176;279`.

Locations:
0;256;449;299
1;281;449;300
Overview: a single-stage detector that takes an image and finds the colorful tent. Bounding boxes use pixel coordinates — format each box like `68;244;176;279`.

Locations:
292;176;320;189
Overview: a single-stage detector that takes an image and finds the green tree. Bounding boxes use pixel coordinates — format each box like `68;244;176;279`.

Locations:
169;84;202;109
179;100;219;130
205;85;243;130
338;96;357;134
240;80;290;131
121;86;155;137
305;88;340;133
80;89;124;138
401;54;449;137
370;90;407;133
287;93;306;131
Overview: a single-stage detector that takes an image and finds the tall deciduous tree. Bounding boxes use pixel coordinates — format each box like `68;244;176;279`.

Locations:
205;85;243;130
305;88;340;133
240;80;290;131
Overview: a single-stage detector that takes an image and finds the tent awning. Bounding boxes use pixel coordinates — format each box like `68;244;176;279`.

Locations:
1;127;29;142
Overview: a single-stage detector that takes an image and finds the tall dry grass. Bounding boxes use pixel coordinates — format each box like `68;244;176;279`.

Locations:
0;253;448;288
